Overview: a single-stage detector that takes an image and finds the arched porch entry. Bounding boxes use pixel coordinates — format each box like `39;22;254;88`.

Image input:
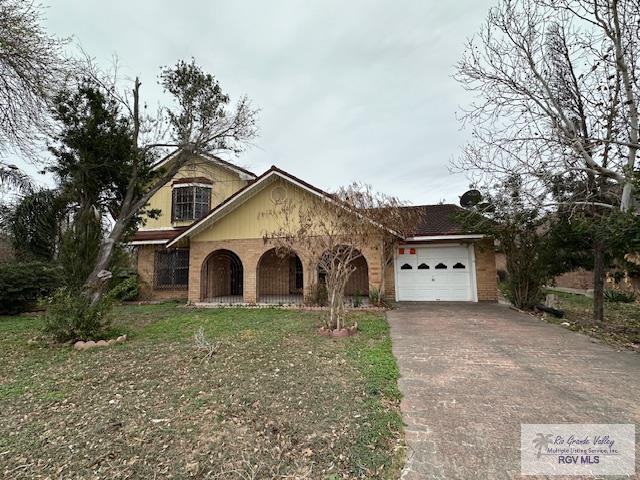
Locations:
317;248;370;306
201;249;244;303
257;248;304;304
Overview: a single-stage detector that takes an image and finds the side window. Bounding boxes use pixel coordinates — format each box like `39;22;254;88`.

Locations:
435;263;447;269
155;249;189;288
400;263;413;270
453;262;466;269
417;263;430;270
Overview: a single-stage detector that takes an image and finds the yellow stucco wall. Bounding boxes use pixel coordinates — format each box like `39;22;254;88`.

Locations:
140;157;249;230
191;179;312;241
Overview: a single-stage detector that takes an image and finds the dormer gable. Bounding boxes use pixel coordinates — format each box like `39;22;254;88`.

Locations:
139;151;256;230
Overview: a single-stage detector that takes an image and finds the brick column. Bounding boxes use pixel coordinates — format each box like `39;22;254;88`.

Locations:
241;246;261;304
361;242;383;293
474;239;497;301
302;255;318;303
188;243;206;303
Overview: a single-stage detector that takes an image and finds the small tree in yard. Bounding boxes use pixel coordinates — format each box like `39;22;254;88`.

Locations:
264;183;414;331
41;60;257;341
462;176;558;310
345;184;423;303
53;61;258;306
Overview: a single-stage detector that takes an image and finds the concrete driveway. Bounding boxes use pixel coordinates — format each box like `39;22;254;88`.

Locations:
388;302;640;479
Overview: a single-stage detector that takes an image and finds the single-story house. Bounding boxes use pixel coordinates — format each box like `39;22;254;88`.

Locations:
130;151;497;304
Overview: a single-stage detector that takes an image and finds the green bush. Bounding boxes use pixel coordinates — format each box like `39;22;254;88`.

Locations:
108;275;140;301
0;261;63;314
306;282;328;306
43;288;112;342
603;288;636;303
368;286;388;307
352;291;363;308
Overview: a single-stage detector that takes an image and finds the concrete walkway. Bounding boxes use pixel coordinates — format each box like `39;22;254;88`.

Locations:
388;302;640;479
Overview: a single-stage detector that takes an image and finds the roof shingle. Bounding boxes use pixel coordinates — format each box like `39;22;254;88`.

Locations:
401;204;467;236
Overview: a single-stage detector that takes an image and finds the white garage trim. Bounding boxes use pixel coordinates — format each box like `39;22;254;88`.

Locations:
393;242;478;302
405;234;485;242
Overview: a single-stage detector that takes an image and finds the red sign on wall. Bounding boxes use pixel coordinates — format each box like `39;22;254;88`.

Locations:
399;248;405;255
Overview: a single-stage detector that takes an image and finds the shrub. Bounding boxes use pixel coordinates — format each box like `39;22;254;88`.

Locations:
603;288;636;303
0;261;63;314
306;282;328;306
368;286;387;307
42;288;112;342
108;275;140;301
352;291;363;308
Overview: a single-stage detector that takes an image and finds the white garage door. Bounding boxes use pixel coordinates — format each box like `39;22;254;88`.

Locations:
395;245;475;301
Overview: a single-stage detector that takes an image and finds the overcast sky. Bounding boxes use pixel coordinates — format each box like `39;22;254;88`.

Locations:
22;1;495;205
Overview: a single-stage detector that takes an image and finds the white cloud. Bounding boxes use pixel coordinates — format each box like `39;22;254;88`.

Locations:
18;0;495;205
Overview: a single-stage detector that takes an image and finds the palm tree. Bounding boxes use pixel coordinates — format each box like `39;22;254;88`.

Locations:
532;433;554;459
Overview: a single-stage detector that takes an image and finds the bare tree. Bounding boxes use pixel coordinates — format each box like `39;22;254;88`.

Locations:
78;60;258;306
454;0;639;212
454;0;640;320
0;0;68;156
264;183;412;330
339;183;423;300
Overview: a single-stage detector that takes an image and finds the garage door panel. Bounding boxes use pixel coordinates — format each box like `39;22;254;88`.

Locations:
396;245;475;301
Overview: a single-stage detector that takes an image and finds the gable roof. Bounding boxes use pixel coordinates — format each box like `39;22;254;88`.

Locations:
166;165;400;247
153;149;257;181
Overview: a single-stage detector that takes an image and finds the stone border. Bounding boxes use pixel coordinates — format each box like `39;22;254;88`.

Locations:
74;335;127;351
318;323;359;338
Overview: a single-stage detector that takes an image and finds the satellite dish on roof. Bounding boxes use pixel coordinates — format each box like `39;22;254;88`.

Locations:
459;189;482;207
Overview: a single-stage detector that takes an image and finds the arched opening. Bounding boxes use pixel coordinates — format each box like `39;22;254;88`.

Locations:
317;248;369;306
257;248;304;304
201;249;244;303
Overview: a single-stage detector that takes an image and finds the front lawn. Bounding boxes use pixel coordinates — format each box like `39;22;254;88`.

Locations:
549;291;640;350
0;304;404;479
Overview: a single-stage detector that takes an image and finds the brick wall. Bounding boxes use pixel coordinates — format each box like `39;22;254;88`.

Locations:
382;257;396;302
136;245;189;301
474;239;498;301
495;252;506;272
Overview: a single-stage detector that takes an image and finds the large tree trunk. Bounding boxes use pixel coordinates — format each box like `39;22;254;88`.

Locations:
593;240;605;322
82;217;128;307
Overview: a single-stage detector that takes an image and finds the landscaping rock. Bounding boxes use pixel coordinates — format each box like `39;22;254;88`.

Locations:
73;341;85;351
560;322;571;327
84;340;97;349
108;339;116;346
116;335;127;343
96;340;108;347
